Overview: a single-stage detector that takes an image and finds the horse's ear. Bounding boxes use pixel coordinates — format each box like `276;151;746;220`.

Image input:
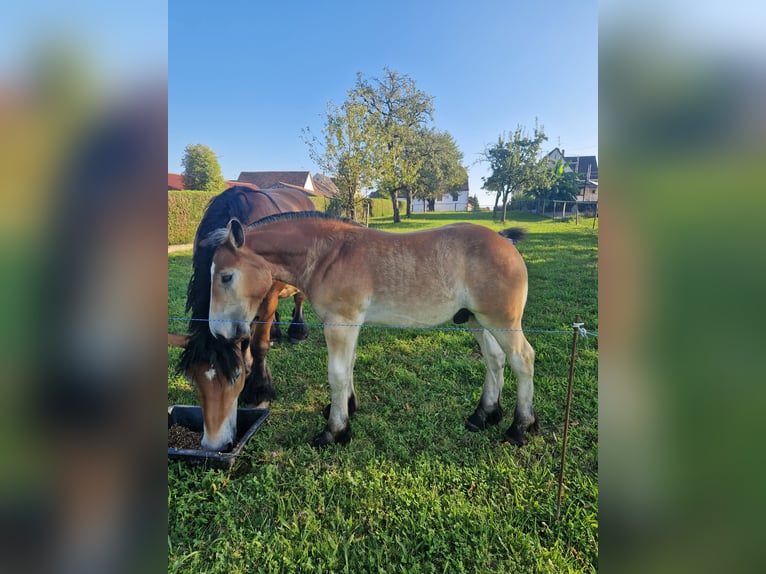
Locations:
228;218;245;249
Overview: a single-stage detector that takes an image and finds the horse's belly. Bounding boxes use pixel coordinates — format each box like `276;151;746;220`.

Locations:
363;298;459;327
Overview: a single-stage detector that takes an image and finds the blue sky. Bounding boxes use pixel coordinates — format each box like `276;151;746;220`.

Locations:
169;0;597;205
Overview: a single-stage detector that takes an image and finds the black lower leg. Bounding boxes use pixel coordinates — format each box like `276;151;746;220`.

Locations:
322;393;358;420
240;361;275;406
287;307;309;343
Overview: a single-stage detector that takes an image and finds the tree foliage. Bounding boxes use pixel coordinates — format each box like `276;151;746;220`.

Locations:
411;128;467;212
181;144;225;192
304;99;376;219
480;123;553;223
304;68;466;222
352;68;434;222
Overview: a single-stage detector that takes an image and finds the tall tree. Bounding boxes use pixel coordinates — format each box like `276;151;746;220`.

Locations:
411;128;467;213
304;98;378;219
352;68;434;222
480;123;552;223
181;144;225;192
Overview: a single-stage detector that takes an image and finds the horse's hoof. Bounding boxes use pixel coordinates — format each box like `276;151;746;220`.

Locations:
502;415;538;446
311;425;352;448
465;411;486;432
311;429;335;448
502;426;528;446
465;405;503;432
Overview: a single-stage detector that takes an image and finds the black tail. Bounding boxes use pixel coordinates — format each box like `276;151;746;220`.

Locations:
498;227;527;245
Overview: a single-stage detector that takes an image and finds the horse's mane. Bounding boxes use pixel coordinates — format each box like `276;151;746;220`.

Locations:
177;186;258;378
201;211;363;249
247;210;362;229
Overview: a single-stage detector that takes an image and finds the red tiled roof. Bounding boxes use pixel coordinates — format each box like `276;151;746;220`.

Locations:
168;173;259;191
168;173;184;190
237;171;311;189
311;173;339;198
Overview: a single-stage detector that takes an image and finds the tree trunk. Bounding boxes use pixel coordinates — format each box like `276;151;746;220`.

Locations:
389;189;400;223
492;191;501;221
405;188;413;218
501;194;510;223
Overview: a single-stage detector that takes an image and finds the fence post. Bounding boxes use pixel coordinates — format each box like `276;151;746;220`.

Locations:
555;315;582;521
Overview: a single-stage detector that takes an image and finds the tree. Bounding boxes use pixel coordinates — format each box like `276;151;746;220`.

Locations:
303;99;378;220
352;68;434;222
181;144;225;192
480;123;553;223
411;128;467;213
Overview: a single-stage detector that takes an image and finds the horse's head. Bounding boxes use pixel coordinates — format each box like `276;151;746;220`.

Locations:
206;218;274;341
175;334;251;451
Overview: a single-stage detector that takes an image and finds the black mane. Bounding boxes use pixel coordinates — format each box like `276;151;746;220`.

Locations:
246;210;362;229
177;186;257;379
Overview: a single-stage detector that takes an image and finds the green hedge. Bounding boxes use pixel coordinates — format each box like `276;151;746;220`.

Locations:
168;190;218;245
167;191;405;244
169;190;333;245
366;197;404;218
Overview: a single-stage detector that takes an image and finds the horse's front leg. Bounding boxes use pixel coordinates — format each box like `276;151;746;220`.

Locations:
286;291;309;344
240;284;283;407
312;323;360;448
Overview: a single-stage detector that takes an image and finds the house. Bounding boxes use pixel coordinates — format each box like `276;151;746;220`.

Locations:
167;173;259;191
545;148;598;202
311;173;340;198
411;177;470;213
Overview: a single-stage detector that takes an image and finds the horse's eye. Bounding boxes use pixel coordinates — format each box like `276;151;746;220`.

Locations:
221;273;233;284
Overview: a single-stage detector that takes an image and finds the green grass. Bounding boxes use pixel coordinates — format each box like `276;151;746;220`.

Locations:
168;210;598;572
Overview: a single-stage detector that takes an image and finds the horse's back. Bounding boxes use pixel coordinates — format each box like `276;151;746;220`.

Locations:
312;221;528;327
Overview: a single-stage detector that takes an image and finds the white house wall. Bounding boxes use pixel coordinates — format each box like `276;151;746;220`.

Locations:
411;190;470;212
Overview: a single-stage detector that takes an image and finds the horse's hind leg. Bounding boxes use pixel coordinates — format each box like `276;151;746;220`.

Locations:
493;329;538;445
466;326;507;432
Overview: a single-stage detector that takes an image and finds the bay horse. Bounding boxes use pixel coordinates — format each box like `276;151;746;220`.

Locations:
204;212;538;448
176;186;314;451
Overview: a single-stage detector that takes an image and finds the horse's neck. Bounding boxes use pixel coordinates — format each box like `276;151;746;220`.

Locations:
248;219;330;288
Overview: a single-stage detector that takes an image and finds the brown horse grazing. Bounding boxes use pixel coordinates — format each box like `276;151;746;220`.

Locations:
176;186;314;451
205;212;538;448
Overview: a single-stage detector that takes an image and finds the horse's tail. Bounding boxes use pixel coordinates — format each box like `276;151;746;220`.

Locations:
499;227;527;245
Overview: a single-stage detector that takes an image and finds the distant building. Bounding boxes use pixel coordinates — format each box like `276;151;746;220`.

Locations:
545;148;598;202
406;176;470;213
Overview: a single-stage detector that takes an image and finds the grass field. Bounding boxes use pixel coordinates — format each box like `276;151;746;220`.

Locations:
167;210;598;573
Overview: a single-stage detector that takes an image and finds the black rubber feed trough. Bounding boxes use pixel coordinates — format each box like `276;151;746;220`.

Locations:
168;405;269;469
